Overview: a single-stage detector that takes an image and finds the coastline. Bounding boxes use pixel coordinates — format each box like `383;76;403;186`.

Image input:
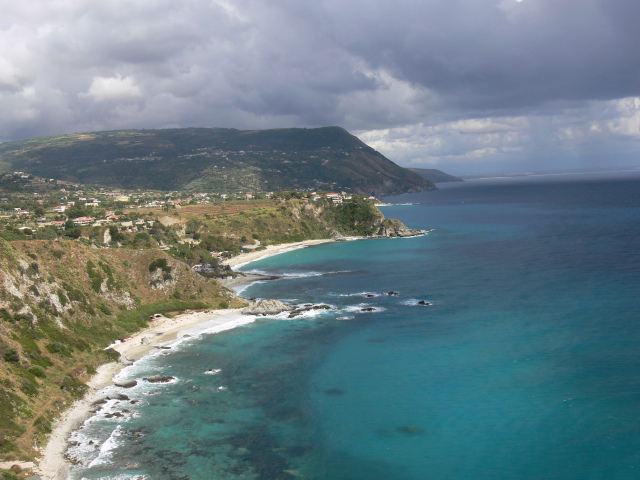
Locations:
35;238;335;479
222;238;336;268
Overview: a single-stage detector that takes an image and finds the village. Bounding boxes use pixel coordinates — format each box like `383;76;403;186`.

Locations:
0;171;361;265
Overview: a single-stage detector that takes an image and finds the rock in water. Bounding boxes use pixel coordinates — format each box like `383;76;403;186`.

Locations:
287;304;334;318
376;218;422;237
242;299;293;315
143;375;175;383
114;380;137;388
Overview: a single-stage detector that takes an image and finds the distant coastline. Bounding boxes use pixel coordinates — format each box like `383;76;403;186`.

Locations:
462;168;640;181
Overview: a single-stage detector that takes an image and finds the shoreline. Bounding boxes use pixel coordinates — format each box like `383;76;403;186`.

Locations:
36;307;247;480
222;237;337;268
35;238;335;479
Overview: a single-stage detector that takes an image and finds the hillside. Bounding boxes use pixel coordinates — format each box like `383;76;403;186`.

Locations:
408;168;463;183
0;127;435;196
0;195;419;463
0;239;241;460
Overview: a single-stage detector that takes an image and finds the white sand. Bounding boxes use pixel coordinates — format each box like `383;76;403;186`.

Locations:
222;238;335;268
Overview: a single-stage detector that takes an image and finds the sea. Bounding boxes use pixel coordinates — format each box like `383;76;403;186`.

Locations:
68;172;640;480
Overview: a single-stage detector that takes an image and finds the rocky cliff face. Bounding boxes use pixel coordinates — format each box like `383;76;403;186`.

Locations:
0;239;241;459
375;218;424;237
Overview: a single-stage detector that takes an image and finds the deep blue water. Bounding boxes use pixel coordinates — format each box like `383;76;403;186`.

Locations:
71;172;640;479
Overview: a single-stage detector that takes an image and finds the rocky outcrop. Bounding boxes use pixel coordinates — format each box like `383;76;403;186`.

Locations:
114;380;138;388
288;304;334;318
143;375;175;383
242;299;293;315
375;218;423;238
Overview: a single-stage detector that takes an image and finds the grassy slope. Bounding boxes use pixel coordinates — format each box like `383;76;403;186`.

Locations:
0;239;241;460
0;127;435;195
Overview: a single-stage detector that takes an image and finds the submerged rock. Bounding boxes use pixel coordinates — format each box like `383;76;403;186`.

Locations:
288;304;333;318
106;393;130;401
143;375;175;383
323;388;345;395
388;291;400;296
398;425;425;435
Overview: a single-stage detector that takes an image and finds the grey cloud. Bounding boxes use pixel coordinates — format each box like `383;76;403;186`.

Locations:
325;0;640;111
0;0;639;174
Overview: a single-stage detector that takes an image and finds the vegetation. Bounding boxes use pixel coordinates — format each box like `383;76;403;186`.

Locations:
0;237;241;461
0;127;435;195
0;191;399;464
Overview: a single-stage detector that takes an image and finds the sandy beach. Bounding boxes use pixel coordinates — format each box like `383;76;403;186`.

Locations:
222;238;335;268
35;308;249;479
34;238;334;479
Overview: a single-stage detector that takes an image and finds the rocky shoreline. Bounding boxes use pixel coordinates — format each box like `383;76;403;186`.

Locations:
31;232;430;479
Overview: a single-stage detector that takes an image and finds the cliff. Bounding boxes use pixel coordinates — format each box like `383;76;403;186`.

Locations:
0;239;242;459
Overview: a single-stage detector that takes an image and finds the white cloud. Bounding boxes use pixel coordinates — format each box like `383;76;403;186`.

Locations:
79;75;143;102
448;118;528;135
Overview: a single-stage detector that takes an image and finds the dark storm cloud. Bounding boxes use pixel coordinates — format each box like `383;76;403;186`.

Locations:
1;0;639;172
325;0;640;111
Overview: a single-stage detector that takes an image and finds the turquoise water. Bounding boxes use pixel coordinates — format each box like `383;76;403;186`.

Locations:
70;172;640;479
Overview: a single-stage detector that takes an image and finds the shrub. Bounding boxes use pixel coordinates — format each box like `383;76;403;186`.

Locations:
149;258;171;273
3;348;19;363
59;376;87;398
58;290;68;307
108;226;126;242
97;304;112;316
64;227;82;239
28;365;46;378
34;415;52;434
103;348;120;361
0;308;13;323
20;378;39;397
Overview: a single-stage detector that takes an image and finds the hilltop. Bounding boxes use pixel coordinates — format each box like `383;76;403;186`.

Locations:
0;127;435;196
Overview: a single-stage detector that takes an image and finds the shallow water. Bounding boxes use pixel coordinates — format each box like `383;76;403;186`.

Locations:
70;172;640;479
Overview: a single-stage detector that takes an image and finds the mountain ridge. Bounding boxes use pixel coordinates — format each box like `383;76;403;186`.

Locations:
0;127;435;196
408;168;463;183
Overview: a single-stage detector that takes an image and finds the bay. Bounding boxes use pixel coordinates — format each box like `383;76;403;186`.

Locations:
70;172;640;479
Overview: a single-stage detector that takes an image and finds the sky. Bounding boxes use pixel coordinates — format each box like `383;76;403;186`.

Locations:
1;0;640;175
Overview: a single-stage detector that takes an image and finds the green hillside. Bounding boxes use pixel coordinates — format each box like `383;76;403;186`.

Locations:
0;127;435;195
